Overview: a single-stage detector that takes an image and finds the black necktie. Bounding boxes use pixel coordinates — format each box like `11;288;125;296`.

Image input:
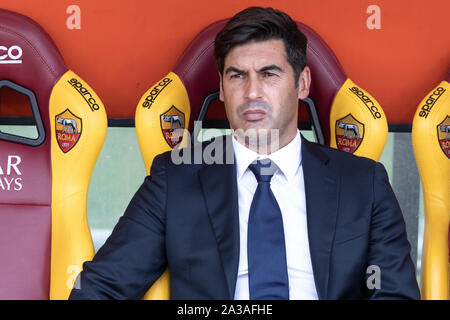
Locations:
247;159;289;299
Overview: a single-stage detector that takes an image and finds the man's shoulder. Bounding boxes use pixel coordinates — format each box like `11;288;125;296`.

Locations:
153;136;229;170
303;138;378;171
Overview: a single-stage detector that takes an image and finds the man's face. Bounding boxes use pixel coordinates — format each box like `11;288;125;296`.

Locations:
219;39;310;150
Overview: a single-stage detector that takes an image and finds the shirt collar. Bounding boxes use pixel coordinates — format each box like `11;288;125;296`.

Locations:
232;130;302;182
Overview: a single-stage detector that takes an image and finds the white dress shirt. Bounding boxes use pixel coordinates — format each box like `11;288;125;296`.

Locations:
232;130;318;300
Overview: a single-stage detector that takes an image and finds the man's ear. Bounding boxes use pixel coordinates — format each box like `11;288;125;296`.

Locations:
297;66;311;100
219;72;224;102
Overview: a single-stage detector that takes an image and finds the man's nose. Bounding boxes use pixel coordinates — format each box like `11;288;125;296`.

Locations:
245;74;262;100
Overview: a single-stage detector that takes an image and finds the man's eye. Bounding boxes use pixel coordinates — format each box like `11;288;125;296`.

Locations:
230;73;243;79
264;72;276;77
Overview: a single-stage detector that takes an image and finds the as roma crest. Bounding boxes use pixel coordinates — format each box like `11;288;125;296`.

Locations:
437;115;450;159
335;114;365;154
160;105;185;148
55;109;82;153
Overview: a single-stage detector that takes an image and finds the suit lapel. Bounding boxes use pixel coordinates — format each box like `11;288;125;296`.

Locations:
301;136;340;300
198;136;240;299
197;135;340;300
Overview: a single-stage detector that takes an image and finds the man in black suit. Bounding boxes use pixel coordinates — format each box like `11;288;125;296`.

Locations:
69;7;420;300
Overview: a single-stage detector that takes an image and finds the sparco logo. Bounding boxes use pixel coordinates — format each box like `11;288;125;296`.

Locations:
0;155;23;191
68;78;100;112
349;87;382;119
142;77;172;109
0;45;23;64
419;87;446;119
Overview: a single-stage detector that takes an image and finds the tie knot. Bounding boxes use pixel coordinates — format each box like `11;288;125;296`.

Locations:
249;159;277;183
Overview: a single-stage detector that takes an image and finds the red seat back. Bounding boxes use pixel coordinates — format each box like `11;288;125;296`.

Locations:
0;9;67;299
0;9;107;299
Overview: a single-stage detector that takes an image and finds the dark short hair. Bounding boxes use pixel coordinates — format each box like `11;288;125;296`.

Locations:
214;7;307;86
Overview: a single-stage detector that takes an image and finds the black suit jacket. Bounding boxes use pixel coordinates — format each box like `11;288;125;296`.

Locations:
69;135;420;299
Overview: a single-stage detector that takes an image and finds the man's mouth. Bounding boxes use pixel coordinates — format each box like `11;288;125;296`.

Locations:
242;109;266;121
